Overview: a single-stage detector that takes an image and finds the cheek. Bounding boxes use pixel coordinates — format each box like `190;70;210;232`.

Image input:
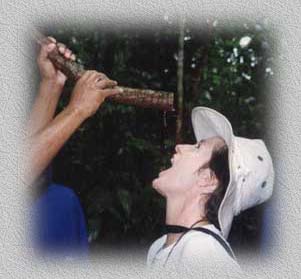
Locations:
177;173;198;190
153;168;197;195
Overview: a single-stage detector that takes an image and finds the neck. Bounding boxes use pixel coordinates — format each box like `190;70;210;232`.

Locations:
164;194;209;247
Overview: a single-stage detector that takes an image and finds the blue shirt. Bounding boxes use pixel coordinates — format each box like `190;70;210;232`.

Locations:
33;183;88;258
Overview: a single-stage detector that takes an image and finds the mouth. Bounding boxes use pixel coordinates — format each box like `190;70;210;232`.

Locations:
171;157;175;164
158;169;167;177
157;154;175;178
171;153;177;164
159;163;173;177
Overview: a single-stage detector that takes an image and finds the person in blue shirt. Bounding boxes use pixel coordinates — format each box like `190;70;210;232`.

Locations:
28;37;123;257
33;181;89;257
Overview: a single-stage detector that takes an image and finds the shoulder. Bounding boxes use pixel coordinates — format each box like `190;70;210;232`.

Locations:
147;235;166;256
47;183;78;199
38;183;79;204
180;230;217;258
177;228;242;274
179;225;237;265
147;235;167;265
34;183;83;217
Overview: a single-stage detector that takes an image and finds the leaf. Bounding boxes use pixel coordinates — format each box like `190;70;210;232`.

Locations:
108;207;123;222
117;189;132;218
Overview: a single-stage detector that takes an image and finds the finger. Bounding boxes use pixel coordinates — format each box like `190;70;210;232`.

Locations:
71;54;76;61
101;87;124;98
89;72;108;83
57;42;66;48
77;70;91;83
96;72;108;80
46;43;56;52
39;37;52;46
83;71;94;80
64;49;72;59
40;37;56;52
38;42;56;63
47;36;57;43
86;71;102;83
96;79;118;89
57;43;66;54
94;73;111;83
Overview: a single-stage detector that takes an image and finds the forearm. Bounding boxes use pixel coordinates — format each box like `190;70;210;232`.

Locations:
28;79;63;136
27;106;85;185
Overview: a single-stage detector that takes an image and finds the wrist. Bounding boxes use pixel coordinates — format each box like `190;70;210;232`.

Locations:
64;105;87;123
41;78;65;91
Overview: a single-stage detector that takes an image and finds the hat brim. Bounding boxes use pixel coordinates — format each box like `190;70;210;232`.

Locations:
191;107;236;239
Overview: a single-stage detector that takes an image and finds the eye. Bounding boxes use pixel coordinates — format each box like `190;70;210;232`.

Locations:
195;140;204;149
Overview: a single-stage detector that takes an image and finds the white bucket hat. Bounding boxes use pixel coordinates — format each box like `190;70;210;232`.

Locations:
191;106;274;239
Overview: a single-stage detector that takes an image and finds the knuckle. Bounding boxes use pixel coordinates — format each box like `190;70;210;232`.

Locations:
41;44;48;51
97;79;105;86
48;36;56;42
41;38;48;45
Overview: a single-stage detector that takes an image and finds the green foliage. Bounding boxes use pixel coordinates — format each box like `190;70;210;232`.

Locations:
47;20;274;250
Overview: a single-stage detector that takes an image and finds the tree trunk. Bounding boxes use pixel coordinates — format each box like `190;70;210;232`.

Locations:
190;47;209;100
190;22;213;101
175;17;185;144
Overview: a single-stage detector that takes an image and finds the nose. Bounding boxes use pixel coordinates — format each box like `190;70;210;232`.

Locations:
175;144;191;154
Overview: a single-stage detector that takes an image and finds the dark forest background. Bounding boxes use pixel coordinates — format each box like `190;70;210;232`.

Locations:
43;19;274;255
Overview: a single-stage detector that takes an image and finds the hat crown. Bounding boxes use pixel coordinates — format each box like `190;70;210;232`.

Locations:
232;137;274;215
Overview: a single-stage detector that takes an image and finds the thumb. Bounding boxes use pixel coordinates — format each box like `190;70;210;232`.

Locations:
102;87;124;98
38;43;56;62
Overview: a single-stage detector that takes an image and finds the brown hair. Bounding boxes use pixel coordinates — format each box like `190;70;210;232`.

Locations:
205;145;230;230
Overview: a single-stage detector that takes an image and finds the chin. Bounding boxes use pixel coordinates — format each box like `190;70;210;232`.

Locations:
152;177;159;189
152;178;166;197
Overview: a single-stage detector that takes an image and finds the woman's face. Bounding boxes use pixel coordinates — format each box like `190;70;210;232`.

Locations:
152;136;225;198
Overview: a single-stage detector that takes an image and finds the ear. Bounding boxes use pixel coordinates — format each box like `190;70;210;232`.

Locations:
196;168;219;195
